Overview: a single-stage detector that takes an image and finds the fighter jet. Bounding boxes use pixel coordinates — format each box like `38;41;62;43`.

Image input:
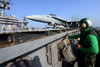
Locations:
26;14;79;29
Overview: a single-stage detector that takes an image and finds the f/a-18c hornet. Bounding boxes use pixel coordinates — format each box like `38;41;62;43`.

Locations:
26;14;79;29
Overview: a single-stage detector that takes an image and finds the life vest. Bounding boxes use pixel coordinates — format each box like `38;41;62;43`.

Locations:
78;28;99;48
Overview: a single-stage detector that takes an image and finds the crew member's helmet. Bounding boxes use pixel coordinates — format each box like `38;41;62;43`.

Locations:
80;18;92;28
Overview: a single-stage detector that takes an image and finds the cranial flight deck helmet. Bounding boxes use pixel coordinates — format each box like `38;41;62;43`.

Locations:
80;18;92;28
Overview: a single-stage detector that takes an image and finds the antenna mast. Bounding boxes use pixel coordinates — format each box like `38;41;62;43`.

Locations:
0;0;10;16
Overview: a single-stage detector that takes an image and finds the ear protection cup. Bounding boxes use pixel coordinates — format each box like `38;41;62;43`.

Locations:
81;23;87;28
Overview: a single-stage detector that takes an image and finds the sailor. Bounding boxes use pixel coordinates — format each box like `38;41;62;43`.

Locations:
66;18;99;67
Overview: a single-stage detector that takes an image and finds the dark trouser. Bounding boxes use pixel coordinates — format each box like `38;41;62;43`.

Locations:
77;54;96;67
62;60;76;67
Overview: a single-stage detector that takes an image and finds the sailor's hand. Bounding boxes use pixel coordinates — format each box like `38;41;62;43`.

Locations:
65;35;68;39
77;44;81;49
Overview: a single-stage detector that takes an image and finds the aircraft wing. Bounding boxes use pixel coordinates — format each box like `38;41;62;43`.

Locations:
52;16;67;22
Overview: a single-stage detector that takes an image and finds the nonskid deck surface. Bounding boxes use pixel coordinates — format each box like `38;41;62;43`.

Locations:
0;29;77;48
0;29;78;64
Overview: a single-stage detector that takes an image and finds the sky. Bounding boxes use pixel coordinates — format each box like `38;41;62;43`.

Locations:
4;0;100;28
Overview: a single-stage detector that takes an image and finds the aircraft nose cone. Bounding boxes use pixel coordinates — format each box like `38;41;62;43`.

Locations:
26;16;32;19
26;15;43;21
